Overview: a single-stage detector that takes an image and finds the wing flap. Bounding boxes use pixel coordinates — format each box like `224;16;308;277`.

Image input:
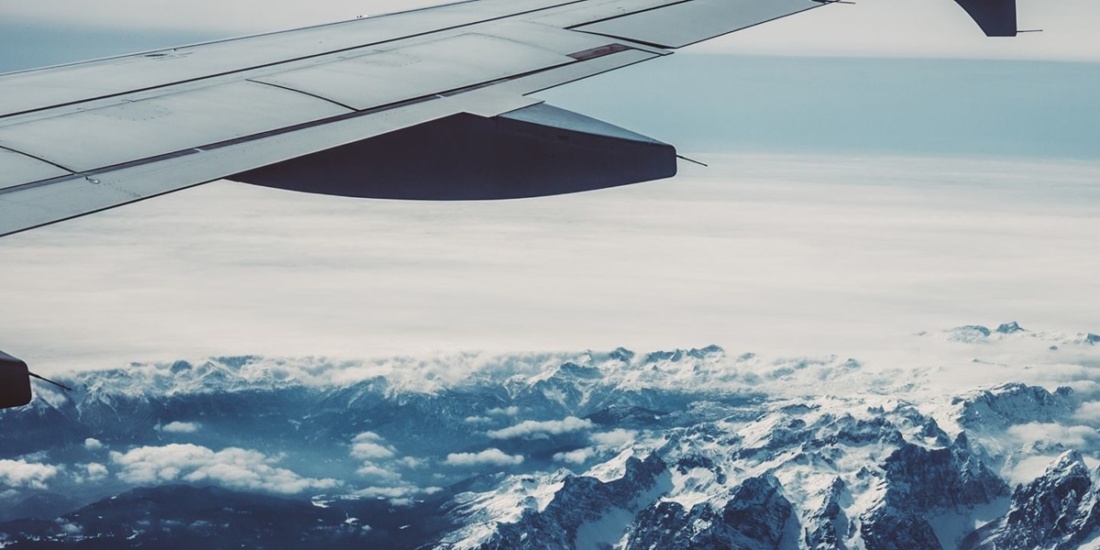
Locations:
0;81;352;173
0;45;655;238
250;33;574;111
0;0;579;118
0;88;541;237
574;0;824;48
0;148;72;190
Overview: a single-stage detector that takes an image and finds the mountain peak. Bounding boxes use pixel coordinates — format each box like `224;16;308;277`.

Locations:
996;321;1026;334
1043;450;1089;479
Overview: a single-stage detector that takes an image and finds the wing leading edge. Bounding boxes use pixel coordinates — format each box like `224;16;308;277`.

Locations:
0;0;1020;238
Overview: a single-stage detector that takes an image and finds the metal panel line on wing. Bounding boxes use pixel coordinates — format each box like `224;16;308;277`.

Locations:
0;0;1019;245
250;33;576;111
574;0;823;48
0;0;585;118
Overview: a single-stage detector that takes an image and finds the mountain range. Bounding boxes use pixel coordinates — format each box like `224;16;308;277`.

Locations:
1;323;1098;549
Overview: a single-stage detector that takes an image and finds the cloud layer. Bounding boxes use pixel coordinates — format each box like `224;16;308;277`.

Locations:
487;417;593;440
158;421;200;434
0;460;58;490
110;444;338;494
5;154;1097;375
445;449;524;468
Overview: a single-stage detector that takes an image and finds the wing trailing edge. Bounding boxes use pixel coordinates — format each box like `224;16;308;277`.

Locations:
228;103;677;200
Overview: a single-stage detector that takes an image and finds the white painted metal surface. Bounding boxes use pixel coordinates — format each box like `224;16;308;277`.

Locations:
0;81;350;172
480;21;621;55
0;50;648;237
0;91;532;236
0;149;71;190
575;0;821;48
252;34;575;111
0;0;578;117
525;0;684;28
499;48;658;95
0;0;841;237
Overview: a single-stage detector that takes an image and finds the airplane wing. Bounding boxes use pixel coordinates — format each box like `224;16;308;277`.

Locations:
0;0;1019;238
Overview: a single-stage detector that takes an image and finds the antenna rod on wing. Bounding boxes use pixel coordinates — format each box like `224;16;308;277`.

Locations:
29;371;73;392
677;155;709;168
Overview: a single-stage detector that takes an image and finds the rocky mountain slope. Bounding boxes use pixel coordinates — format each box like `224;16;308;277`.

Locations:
1;324;1098;548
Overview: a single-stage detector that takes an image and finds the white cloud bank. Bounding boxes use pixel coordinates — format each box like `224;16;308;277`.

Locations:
110;444;338;494
590;429;636;448
553;449;595;465
158;421;200;434
84;463;109;482
488;417;593;440
1007;423;1100;448
1074;402;1100;424
350;432;396;460
0;459;59;490
5;155;1099;375
445;449;524;467
553;429;637;465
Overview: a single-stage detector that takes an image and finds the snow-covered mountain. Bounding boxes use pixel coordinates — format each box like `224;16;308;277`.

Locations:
1;323;1098;549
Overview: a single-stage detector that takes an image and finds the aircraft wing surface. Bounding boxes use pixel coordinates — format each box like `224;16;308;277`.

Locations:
0;0;1018;237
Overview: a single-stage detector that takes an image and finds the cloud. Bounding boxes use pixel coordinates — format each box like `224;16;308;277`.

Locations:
86;463;108;480
550;430;637;465
488;417;593;440
0;459;59;490
352;484;443;506
1074;401;1100;423
110;444;338;494
464;416;493;424
84;438;104;451
445;449;524;467
395;457;427;469
487;407;519;417
1007;423;1100;448
553;449;595;465
355;464;401;482
590;429;635;448
158;421;200;434
350;432;396;460
75;463;109;483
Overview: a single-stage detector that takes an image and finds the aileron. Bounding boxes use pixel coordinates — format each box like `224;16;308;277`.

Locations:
0;0;579;118
0;148;72;190
251;33;576;111
0;81;351;173
575;0;824;48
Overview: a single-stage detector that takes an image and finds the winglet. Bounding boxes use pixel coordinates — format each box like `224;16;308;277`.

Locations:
955;0;1018;37
0;351;32;409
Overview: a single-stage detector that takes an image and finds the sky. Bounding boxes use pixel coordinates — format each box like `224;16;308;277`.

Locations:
1;0;1099;66
0;0;1098;374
